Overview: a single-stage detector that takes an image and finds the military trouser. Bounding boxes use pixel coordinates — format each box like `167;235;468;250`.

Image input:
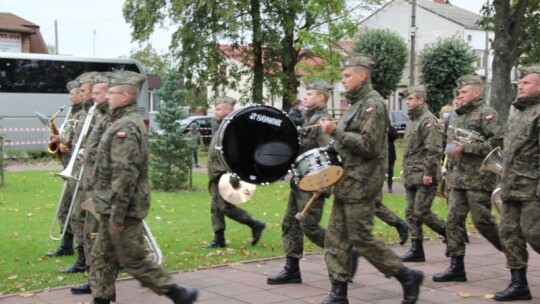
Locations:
70;181;87;248
375;192;400;227
405;184;446;240
324;176;402;283
57;180;75;235
210;181;254;232
446;188;501;256
91;215;172;302
500;200;540;269
281;186;326;258
83;195;99;267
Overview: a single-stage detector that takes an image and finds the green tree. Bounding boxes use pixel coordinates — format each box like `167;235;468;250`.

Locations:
126;44;172;76
353;28;407;99
149;69;191;191
419;36;476;115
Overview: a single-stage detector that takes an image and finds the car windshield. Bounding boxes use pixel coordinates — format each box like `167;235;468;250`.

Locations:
179;119;192;128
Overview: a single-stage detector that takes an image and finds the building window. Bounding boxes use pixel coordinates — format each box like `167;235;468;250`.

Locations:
474;49;485;69
467;35;472;42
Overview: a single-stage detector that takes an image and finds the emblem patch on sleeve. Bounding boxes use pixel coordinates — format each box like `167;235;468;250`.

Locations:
485;115;494;123
426;123;433;129
366;107;374;114
117;132;127;138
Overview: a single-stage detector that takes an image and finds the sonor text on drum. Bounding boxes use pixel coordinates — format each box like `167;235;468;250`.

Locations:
249;112;283;127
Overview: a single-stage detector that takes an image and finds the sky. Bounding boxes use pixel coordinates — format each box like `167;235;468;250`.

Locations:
1;0;487;59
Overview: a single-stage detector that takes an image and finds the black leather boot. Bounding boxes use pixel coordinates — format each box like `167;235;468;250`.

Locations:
348;247;360;282
494;268;532;301
395;220;409;246
71;280;91;294
248;219;266;245
165;283;198;304
267;256;301;284
92;299;110;304
433;255;467;282
395;266;424;304
400;239;425;262
60;244;86;273
45;232;75;257
204;229;226;248
321;282;348;304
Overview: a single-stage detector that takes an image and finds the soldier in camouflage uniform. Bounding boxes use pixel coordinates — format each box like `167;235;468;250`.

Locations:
45;79;85;258
433;75;503;283
90;72;198;304
60;72;98;274
400;85;447;263
319;54;423;304
205;97;266;248
494;64;540;302
70;72;110;294
267;79;334;285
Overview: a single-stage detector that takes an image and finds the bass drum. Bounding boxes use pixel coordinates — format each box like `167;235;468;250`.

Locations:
216;104;299;184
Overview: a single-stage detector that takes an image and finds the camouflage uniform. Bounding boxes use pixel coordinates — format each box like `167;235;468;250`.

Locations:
403;103;446;240
445;80;503;257
500;66;540;267
282;102;332;257
324;80;402;283
90;76;173;302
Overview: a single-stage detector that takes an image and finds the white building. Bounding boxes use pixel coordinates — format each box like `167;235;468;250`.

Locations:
360;0;494;110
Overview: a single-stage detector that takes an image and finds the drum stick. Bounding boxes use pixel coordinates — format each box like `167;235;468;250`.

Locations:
295;192;321;220
303;120;339;129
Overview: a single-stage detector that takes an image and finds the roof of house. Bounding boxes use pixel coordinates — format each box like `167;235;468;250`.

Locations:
0;12;48;53
416;0;483;30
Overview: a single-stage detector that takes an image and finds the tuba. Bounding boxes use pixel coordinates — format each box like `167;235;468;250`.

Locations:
81;199;163;265
479;147;503;213
47;106;66;158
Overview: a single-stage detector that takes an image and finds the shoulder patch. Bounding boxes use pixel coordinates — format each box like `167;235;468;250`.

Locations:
366;107;374;114
485;115;494;122
426;123;433;129
117;132;126;138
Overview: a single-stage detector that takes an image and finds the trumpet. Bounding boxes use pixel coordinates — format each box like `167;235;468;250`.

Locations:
449;125;485;144
81;199;164;265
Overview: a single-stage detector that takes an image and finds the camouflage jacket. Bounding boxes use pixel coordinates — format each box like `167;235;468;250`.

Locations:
93;102;150;225
208;118;227;183
83;102;110;193
300;104;333;154
500;94;540;200
446;98;503;191
332;83;388;194
403;105;443;188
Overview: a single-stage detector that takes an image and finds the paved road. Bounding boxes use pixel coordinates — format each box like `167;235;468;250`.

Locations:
0;236;538;304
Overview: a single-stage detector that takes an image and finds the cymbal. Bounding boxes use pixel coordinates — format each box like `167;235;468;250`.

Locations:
218;173;256;205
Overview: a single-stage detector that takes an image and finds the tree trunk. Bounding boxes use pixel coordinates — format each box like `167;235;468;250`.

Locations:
280;6;300;111
250;0;264;104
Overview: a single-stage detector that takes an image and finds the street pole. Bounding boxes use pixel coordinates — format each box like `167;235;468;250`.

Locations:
54;20;58;54
408;0;417;87
93;29;96;56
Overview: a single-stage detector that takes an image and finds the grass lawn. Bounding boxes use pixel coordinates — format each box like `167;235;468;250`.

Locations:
1;142;479;296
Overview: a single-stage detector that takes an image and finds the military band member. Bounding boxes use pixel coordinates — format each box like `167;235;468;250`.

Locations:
494;64;540;301
400;85;446;263
90;71;197;304
433;75;503;283
45;79;88;259
204;96;266;248
267;79;334;285
319;53;423;304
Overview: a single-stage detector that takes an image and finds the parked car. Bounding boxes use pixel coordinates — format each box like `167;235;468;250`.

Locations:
179;116;213;145
389;110;409;135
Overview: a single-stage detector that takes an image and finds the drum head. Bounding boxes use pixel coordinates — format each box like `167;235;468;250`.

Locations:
217;105;299;184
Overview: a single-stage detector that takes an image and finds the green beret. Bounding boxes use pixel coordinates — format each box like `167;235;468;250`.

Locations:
91;72;110;85
107;71;146;89
305;79;333;94
517;64;540;79
407;85;426;95
340;53;376;70
214;96;237;106
456;75;484;88
76;71;99;85
66;80;80;91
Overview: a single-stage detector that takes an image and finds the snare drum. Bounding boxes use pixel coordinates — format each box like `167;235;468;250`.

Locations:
292;148;343;192
216;105;299;184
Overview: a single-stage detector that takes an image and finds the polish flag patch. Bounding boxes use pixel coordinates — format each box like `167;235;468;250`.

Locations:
426;123;433;129
366;107;374;114
485;115;494;122
117;132;127;138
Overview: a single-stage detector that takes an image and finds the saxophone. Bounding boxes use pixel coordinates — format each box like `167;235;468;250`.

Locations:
47;106;66;158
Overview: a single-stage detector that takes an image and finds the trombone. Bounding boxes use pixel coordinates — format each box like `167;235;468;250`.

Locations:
49;104;96;241
81;199;164;265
